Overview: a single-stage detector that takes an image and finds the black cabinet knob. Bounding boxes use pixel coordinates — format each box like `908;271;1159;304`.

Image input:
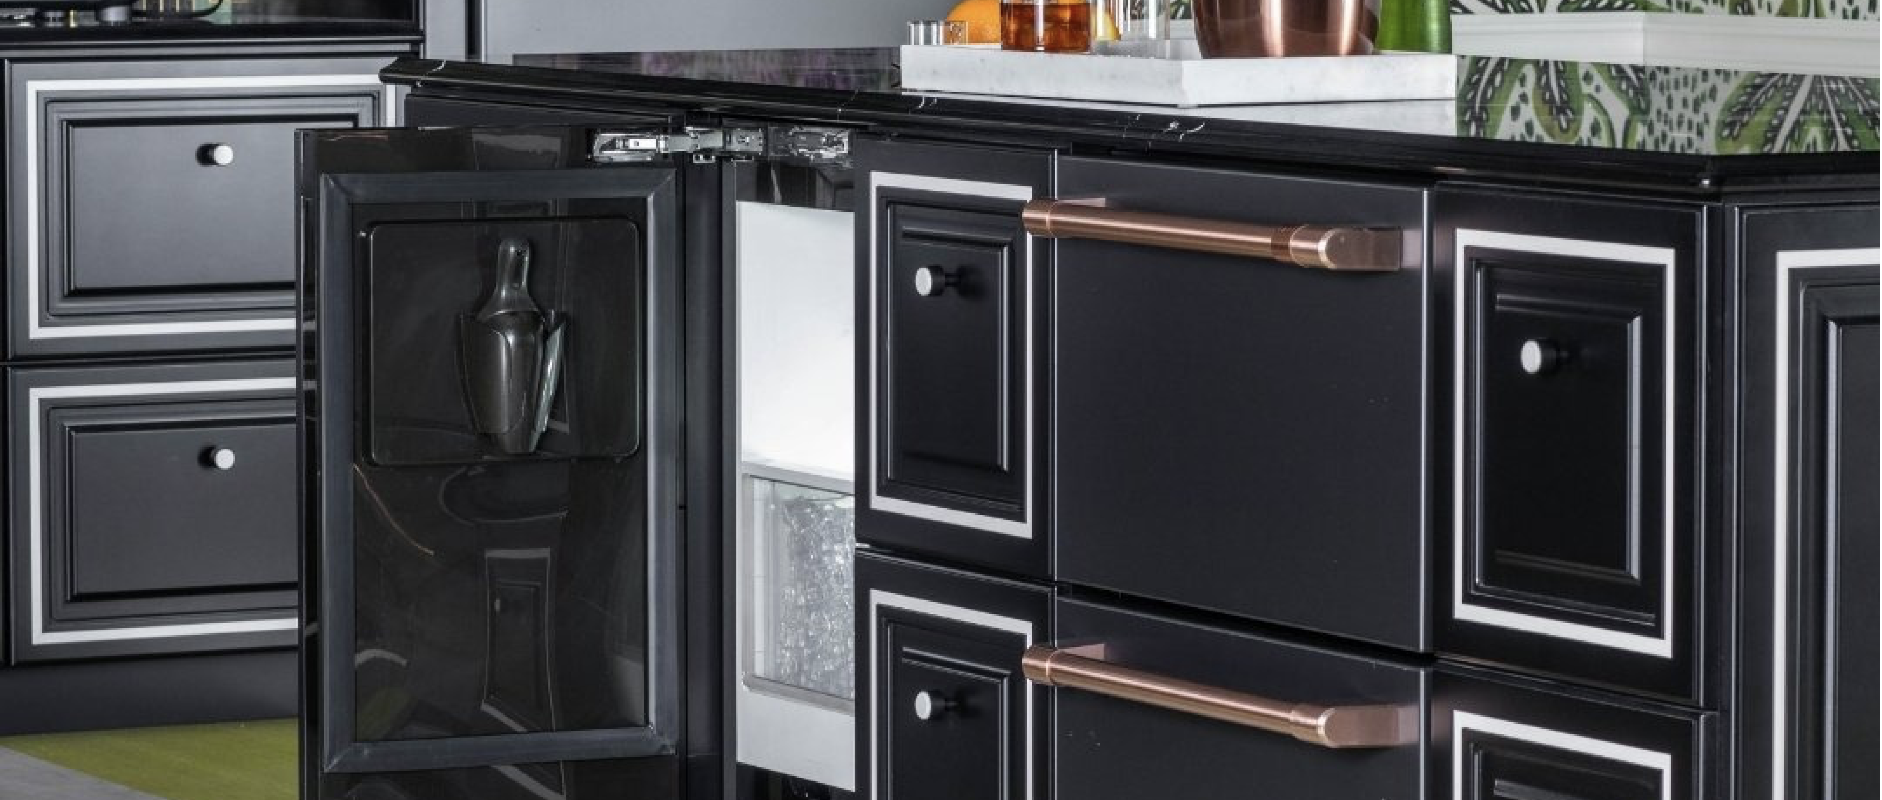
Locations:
913;266;956;297
198;143;235;167
1520;339;1563;375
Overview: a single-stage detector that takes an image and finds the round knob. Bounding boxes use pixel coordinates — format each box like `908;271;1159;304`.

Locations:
203;447;236;470
913;266;953;297
913;690;951;721
198;143;235;167
1520;339;1562;375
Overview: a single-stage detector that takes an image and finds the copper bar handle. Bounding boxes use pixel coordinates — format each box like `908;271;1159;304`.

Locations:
1021;198;1403;272
1021;644;1418;749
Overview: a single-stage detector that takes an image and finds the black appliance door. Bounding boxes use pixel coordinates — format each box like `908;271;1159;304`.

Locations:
298;126;687;800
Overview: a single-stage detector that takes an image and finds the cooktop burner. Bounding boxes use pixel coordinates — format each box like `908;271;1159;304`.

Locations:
0;0;217;26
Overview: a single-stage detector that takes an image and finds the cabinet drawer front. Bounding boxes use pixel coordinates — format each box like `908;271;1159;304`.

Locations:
858;137;1053;576
1052;598;1427;800
1437;669;1710;800
1051;156;1429;649
858;552;1050;800
8;58;391;357
1436;190;1702;701
7;360;298;662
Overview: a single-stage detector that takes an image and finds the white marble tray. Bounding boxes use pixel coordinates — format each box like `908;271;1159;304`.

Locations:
900;44;1457;107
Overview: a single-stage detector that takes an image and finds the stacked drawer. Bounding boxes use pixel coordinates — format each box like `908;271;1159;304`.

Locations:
3;55;392;663
859;138;1717;799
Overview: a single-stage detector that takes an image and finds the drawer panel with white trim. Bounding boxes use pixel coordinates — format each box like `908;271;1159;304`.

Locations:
1049;597;1427;800
6;359;298;663
1434;667;1712;800
1435;189;1705;703
856;136;1053;577
856;551;1050;800
6;57;395;357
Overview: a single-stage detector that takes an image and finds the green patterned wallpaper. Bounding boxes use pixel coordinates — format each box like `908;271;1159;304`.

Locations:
1458;57;1880;153
1450;0;1878;20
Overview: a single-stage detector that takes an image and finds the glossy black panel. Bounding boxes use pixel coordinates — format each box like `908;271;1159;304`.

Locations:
0;651;296;735
366;218;643;464
1053;157;1427;650
1467;259;1665;628
1826;316;1877;800
1466;733;1659;800
350;458;649;740
1054;598;1426;800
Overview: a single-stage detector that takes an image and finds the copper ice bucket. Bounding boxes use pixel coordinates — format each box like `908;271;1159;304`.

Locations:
1194;0;1380;57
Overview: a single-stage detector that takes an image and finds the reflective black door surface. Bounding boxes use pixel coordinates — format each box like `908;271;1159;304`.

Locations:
299;127;687;800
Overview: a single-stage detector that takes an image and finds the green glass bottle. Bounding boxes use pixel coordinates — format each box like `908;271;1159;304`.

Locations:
1376;0;1452;53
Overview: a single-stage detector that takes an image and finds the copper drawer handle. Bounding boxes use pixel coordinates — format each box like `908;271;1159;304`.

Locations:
1021;644;1417;749
1020;199;1403;271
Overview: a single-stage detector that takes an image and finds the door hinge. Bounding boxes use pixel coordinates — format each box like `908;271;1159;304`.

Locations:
591;126;851;165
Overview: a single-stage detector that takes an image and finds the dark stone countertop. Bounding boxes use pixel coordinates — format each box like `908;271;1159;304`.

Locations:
382;48;1879;195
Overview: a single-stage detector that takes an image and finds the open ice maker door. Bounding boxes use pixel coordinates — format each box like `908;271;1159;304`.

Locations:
298;126;686;800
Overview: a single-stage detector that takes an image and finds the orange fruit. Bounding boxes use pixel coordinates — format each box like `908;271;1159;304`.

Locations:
945;0;1002;43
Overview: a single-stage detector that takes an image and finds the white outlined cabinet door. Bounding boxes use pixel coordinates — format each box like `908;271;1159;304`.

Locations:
1436;669;1708;800
6;359;299;663
6;58;393;358
1436;189;1704;703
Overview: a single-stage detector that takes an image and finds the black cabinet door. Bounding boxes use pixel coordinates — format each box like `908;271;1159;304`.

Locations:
6;360;299;663
1435;189;1704;702
858;138;1053;577
857;551;1049;800
300;125;697;800
6;57;392;358
1435;667;1711;800
1051;157;1428;650
1733;204;1878;800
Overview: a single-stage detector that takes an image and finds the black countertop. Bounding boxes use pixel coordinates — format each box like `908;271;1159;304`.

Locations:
382;48;1880;194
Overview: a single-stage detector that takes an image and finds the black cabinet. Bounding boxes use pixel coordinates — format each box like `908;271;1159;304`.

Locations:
6;56;392;358
1733;205;1879;800
857;551;1048;800
7;359;299;663
858;138;1052;577
1050;157;1429;650
1435;668;1711;800
1435;189;1704;702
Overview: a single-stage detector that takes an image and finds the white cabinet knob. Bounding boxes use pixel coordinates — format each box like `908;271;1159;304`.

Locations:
913;266;952;297
199;143;235;167
1520;339;1561;375
205;447;236;470
914;690;943;721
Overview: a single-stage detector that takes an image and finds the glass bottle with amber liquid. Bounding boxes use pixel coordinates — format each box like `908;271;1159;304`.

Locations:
1001;0;1092;52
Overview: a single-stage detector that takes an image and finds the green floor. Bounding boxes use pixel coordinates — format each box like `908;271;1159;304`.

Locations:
0;718;296;800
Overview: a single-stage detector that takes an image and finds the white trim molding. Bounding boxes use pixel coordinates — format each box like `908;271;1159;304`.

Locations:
865;172;1037;540
867;590;1035;800
1451;13;1879;78
1453;711;1674;800
28;377;299;646
22;74;394;340
1768;246;1880;800
1451;229;1680;658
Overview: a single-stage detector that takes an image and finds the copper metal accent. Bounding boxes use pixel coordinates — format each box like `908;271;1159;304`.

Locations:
1021;199;1401;272
1020;644;1417;749
1193;0;1380;57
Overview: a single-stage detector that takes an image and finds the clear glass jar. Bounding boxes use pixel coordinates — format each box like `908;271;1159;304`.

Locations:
1000;0;1094;53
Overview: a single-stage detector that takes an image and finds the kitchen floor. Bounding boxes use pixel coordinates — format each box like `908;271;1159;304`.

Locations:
0;719;295;800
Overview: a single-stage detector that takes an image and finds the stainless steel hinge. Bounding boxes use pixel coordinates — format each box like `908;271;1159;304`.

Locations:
591;127;766;164
591;125;852;166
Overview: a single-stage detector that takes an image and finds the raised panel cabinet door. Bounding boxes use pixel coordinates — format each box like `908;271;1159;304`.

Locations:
6;56;396;358
1435;189;1703;702
857;552;1049;800
856;137;1053;577
6;359;299;663
1435;668;1711;800
1733;204;1878;800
